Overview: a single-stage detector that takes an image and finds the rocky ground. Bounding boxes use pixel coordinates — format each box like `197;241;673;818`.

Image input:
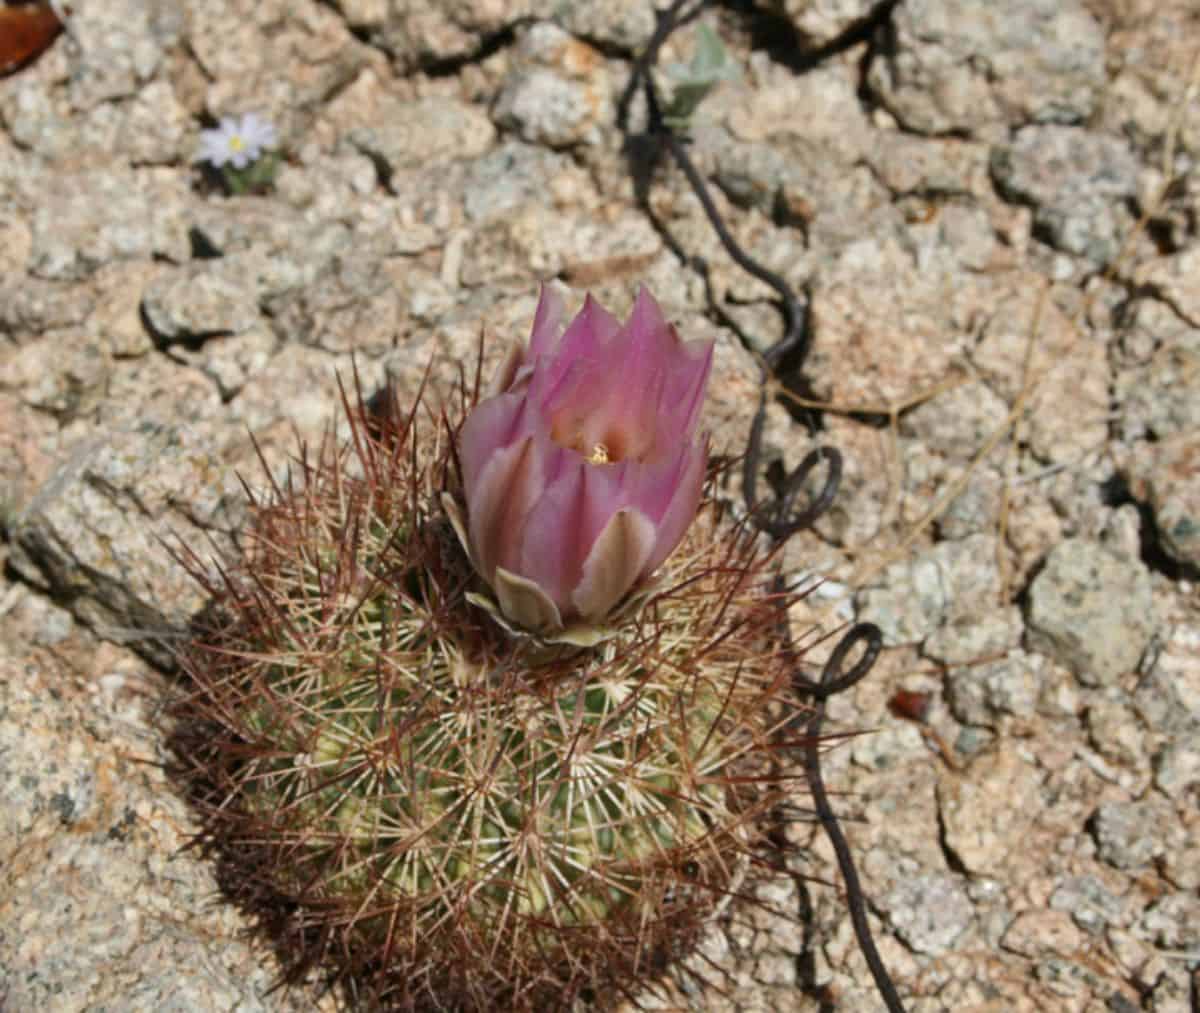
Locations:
1;0;1198;1010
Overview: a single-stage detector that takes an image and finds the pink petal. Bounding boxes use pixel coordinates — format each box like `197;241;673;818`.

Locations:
629;291;713;444
629;289;712;410
539;355;610;454
466;435;543;580
458;391;530;496
542;295;621;401
662;336;714;439
515;457;588;612
619;453;682;523
578;457;636;549
597;292;668;450
571;507;657;623
625;287;674;361
567;289;712;462
483;341;525;399
527;284;565;362
642;435;708;575
456;283;714;633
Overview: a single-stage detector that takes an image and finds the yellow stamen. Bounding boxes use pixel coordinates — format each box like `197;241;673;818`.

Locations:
587;443;610;464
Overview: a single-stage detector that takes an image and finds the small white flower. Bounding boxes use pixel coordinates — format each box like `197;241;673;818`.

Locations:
197;112;277;170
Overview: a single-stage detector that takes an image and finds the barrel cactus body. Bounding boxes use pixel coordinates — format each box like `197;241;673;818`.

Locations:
174;308;803;1010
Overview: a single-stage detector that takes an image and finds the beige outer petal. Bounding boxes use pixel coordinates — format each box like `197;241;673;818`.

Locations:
571;508;656;623
493;565;564;633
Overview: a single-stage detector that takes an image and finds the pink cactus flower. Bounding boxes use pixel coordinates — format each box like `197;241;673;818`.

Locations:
451;286;713;640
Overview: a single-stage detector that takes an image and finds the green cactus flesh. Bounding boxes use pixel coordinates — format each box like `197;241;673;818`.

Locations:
238;576;755;923
178;409;793;1010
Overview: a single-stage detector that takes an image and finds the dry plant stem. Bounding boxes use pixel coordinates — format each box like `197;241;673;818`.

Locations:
996;283;1048;604
793;623;905;1013
770;371;970;420
639;44;834;539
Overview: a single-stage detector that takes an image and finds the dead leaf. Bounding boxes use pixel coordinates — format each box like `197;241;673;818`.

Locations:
0;2;63;76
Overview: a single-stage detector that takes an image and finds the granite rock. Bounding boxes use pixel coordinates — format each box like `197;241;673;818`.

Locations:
352;0;556;69
1025;539;1156;687
1086;698;1146;771
141;255;268;344
867;0;1106;137
1127;434;1200;572
554;0;655;50
347;95;496;174
1114;298;1200;442
991;125;1139;266
492;23;612;148
1136;244;1200;329
64;0;185;111
1;2;1197;1009
0;276;96;341
0;636;321;1013
857;533;1001;646
1048;875;1128;936
8;421;241;668
937;749;1042;876
925;604;1022;667
945;649;1042;726
770;0;879;47
26;170;192;282
724;59;871;167
884;873;974;955
1091;799;1175;870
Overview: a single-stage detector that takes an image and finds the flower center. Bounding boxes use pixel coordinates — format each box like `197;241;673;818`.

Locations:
550;413;636;464
229;135;245;151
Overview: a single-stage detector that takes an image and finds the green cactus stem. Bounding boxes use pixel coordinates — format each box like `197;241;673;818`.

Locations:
171;379;805;1011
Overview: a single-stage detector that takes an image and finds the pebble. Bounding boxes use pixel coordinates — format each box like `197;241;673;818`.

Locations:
1025;539;1156;687
867;0;1106;136
991;125;1139;265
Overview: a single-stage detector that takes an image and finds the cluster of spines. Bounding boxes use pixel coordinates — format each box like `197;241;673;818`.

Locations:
170;377;808;1011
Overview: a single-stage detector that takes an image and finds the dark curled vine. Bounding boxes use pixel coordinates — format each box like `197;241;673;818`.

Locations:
795;624;906;1013
619;0;835;540
622;3;906;1010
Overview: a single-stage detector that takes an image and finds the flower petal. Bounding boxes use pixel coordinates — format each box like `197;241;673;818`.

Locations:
516;457;587;610
571;507;656;622
663;335;714;438
542;295;621;403
628;289;714;444
242;112;276;149
457;284;713;635
197;134;227;167
642;435;707;575
466;435;542;580
458;390;528;496
493;566;563;633
483;341;525;399
527;284;565;362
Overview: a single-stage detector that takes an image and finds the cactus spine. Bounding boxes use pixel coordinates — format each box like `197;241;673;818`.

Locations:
173;381;802;1011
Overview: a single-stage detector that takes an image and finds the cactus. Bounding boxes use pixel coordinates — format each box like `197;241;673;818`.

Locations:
172;365;805;1010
